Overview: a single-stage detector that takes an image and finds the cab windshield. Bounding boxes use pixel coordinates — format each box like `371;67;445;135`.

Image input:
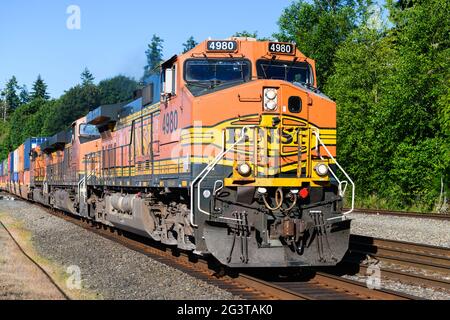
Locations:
256;59;313;85
185;59;251;96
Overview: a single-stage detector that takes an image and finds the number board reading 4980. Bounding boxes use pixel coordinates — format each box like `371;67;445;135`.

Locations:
268;42;295;55
206;40;237;52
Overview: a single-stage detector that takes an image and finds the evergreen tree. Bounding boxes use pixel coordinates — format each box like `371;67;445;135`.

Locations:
182;36;198;53
81;67;95;86
19;85;30;105
31;75;50;100
4;76;21;112
143;35;164;80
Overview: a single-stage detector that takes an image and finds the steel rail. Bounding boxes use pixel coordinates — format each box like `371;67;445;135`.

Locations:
0;193;418;300
347;208;450;221
347;235;450;290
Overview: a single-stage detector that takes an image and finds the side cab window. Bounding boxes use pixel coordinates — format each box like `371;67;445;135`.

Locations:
79;123;101;142
161;55;178;101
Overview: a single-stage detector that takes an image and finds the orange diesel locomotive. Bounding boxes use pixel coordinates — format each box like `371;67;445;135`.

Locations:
0;38;354;267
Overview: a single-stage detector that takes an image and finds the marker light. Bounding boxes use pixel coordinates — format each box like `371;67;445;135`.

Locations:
257;187;268;194
299;188;309;199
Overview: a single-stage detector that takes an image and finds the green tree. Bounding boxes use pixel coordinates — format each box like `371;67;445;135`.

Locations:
182;36;198;53
327;0;449;210
326;27;396;203
31;75;50;100
19;85;30;105
233;30;272;41
98;75;139;105
4;76;21;112
45;84;100;133
379;0;450;209
275;0;369;87
81;67;95;86
143;34;164;80
8;99;48;147
0;119;10;159
233;30;258;38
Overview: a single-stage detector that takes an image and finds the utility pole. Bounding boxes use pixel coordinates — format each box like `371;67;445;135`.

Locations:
0;90;8;122
3;100;7;122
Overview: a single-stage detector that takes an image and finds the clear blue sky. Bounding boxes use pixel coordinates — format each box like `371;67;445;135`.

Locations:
0;0;294;98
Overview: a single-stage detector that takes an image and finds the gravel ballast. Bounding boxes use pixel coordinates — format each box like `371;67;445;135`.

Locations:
346;212;450;300
348;212;450;248
342;273;450;300
0;198;237;300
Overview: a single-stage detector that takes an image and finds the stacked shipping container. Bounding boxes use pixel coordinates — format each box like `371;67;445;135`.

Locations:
0;137;47;195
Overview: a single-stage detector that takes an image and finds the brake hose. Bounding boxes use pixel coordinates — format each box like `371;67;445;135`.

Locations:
283;193;298;213
262;187;284;211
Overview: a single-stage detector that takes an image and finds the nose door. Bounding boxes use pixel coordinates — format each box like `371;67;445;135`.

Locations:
279;86;311;177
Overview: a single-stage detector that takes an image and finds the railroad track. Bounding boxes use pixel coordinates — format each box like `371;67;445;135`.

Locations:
0;194;416;300
348;208;450;221
343;235;450;291
44;208;415;300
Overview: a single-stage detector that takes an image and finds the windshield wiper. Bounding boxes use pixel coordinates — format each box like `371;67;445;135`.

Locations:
186;81;213;89
296;81;322;94
210;79;246;89
187;79;245;90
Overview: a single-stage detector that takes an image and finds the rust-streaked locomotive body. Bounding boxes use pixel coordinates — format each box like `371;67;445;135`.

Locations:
0;38;354;267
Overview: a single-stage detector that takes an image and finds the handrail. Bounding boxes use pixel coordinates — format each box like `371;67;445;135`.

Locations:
312;129;355;218
190;126;254;227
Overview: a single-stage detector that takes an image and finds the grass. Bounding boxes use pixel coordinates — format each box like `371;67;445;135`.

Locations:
0;212;102;300
343;194;446;213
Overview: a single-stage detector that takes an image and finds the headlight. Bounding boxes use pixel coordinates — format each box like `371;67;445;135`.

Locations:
237;163;252;177
264;88;278;111
315;163;329;177
265;100;278;111
265;88;277;100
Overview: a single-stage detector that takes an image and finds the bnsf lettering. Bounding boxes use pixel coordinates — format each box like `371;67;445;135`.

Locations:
162;111;178;134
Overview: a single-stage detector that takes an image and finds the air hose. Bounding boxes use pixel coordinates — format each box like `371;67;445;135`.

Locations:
262;187;284;211
262;188;298;213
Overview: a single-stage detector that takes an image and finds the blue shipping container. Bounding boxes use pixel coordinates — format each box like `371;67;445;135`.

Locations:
24;137;47;170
